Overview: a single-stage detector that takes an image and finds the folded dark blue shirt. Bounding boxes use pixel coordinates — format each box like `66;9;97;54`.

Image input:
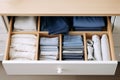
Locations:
40;16;70;34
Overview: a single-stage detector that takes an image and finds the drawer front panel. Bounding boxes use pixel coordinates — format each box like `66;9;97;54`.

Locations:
2;61;117;75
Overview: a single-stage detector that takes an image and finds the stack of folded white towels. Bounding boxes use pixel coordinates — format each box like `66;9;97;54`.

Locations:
9;34;37;61
14;16;37;31
40;37;58;60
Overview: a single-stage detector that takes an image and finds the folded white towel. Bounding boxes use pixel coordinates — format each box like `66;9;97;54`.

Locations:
92;35;102;61
10;44;36;53
11;38;36;46
10;48;35;60
14;16;36;31
101;34;111;61
12;34;37;39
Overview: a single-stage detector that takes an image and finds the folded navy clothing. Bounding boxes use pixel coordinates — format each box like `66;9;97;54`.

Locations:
73;16;106;28
62;35;84;60
40;16;69;34
74;27;103;31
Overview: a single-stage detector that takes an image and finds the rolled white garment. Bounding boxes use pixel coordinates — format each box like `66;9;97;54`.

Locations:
10;48;35;60
101;34;111;61
11;38;36;46
87;46;95;60
12;34;37;39
92;35;102;61
10;44;36;53
14;16;36;31
40;37;58;46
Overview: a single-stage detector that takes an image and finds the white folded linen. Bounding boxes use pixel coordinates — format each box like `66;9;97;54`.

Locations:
10;44;36;53
14;16;36;31
12;34;37;39
11;38;36;46
10;48;35;60
40;37;58;46
101;34;111;61
92;35;102;61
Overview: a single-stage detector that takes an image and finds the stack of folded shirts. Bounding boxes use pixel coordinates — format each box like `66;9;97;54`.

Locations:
62;35;84;60
9;34;36;61
40;37;58;60
40;17;69;34
14;16;36;31
73;17;106;31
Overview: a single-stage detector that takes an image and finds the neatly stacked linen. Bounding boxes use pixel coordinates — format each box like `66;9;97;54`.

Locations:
73;17;106;31
62;35;84;60
14;16;36;31
9;34;36;60
40;37;58;60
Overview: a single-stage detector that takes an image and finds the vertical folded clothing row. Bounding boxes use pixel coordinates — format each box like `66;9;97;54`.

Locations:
40;17;70;34
87;34;111;61
62;35;84;60
40;37;59;60
14;16;37;31
73;17;106;31
9;34;37;60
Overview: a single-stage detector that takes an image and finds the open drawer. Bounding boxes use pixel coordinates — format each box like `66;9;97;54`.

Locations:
2;16;118;75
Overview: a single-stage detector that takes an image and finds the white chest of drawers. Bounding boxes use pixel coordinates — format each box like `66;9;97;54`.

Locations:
0;0;119;75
